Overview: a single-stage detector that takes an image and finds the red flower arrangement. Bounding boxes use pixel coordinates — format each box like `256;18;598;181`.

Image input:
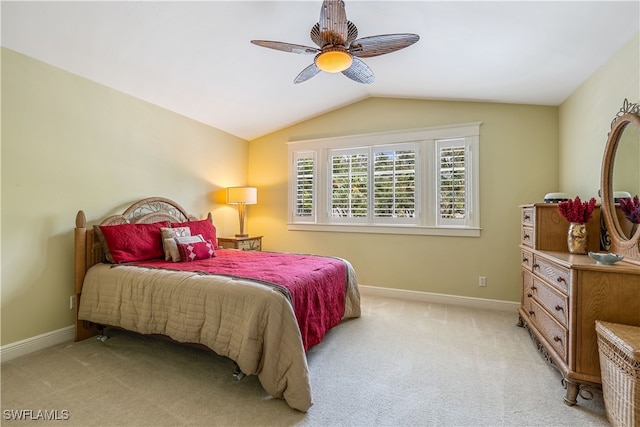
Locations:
619;195;640;224
557;196;597;224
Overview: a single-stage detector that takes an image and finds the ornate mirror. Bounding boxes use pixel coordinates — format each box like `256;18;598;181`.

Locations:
601;99;640;265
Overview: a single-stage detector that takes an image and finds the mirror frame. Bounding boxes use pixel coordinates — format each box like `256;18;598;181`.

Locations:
601;99;640;266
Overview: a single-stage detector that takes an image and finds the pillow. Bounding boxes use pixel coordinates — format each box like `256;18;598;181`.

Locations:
169;234;205;262
177;239;216;262
93;225;116;263
175;234;205;244
161;227;191;261
98;221;169;264
172;219;217;247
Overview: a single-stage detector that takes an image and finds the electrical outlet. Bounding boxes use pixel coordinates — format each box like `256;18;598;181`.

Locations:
478;276;486;287
69;295;75;310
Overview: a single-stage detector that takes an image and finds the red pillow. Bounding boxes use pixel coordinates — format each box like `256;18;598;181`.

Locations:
172;219;217;246
177;240;216;262
99;221;169;263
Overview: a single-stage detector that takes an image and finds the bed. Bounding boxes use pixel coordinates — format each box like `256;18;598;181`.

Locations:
74;197;361;412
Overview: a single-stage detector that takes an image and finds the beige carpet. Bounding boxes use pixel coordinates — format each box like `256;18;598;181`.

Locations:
1;295;608;426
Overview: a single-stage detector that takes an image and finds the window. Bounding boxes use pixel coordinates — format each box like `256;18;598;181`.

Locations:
288;122;481;236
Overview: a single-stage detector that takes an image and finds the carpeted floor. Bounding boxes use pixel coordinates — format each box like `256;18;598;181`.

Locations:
1;295;608;426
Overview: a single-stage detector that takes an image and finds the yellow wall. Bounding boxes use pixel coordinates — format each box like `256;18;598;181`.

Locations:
1;48;249;345
559;32;640;197
248;98;558;302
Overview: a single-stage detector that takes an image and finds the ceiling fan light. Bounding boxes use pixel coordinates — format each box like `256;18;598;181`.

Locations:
315;50;353;73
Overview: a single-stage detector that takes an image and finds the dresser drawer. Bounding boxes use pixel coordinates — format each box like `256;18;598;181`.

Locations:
522;206;534;227
522;269;534;313
531;276;569;327
532;255;570;293
521;226;534;248
529;299;569;363
236;239;261;251
521;249;533;270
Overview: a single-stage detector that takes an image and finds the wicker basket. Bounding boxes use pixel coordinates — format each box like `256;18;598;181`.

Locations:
595;321;640;427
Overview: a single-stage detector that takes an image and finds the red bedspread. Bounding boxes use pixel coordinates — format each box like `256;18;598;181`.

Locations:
133;249;347;351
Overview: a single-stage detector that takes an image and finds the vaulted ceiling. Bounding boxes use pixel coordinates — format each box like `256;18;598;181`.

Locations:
2;1;639;140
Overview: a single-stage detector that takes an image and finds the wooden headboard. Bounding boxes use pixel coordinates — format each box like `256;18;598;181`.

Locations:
73;197;208;341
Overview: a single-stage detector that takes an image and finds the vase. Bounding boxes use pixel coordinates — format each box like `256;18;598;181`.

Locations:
567;222;588;254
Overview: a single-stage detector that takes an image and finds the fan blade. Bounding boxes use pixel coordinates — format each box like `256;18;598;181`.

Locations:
349;34;420;58
310;23;323;47
294;63;322;84
319;0;348;46
251;40;319;55
345;21;358;47
342;57;374;84
311;20;357;48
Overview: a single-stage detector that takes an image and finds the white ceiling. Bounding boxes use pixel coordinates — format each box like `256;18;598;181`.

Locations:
2;1;639;140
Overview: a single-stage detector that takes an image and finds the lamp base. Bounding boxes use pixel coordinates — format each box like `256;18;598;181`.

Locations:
235;234;248;238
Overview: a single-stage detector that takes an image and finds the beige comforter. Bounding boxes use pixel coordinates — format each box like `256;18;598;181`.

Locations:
78;260;361;412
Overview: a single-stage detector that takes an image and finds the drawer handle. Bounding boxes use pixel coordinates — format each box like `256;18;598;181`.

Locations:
553;336;562;343
557;277;566;284
523;233;531;241
528;310;535;316
532;264;539;270
527;293;533;298
524;214;531;220
530;285;537;291
522;256;529;263
555;305;564;312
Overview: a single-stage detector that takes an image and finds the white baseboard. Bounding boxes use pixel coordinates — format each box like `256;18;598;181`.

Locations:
359;285;519;312
1;325;74;363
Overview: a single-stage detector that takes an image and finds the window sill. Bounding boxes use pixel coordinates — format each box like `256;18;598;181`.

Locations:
287;223;481;237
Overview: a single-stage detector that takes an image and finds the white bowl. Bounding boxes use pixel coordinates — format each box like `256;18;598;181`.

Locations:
588;252;624;265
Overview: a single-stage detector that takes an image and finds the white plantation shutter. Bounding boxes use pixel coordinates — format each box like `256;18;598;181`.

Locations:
329;148;368;221
437;138;468;226
373;144;416;224
293;152;316;222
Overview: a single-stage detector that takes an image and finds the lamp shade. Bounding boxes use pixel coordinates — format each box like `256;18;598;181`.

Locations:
315;49;353;73
227;187;257;205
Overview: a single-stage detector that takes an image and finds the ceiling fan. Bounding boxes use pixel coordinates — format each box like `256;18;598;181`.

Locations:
250;0;420;84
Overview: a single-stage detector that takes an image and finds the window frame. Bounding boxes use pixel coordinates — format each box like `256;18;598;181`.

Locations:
287;122;481;237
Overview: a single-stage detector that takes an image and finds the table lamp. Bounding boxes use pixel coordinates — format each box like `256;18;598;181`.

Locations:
226;187;257;237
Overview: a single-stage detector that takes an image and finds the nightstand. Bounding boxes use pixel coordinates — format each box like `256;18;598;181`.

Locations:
217;236;262;251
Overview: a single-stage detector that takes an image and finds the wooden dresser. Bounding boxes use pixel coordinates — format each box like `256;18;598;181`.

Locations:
519;203;640;405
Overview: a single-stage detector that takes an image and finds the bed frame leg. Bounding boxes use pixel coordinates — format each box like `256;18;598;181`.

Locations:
232;362;245;381
96;325;109;342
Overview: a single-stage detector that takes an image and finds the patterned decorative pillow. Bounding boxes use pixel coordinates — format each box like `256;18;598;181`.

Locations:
171;219;217;248
170;235;205;262
177;239;216;262
98;221;169;263
161;227;191;261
